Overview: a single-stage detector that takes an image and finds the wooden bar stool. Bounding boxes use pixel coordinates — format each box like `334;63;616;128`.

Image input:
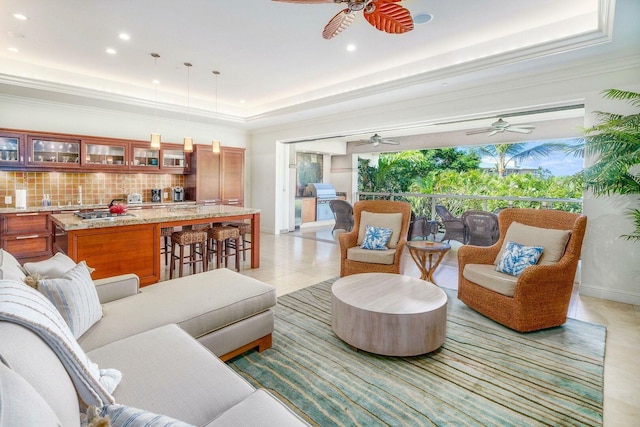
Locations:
169;230;208;279
208;225;241;271
224;221;251;261
160;227;177;265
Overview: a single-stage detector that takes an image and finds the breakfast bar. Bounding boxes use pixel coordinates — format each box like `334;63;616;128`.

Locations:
50;205;260;286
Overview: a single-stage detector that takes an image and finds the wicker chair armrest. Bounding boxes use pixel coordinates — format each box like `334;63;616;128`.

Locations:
458;243;500;266
338;230;359;258
514;254;579;300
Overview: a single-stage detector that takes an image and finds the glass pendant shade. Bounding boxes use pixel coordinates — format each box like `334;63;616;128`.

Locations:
211;140;220;153
150;133;161;149
183;137;194;152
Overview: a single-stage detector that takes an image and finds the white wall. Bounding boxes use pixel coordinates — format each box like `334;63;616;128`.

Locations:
580;84;640;304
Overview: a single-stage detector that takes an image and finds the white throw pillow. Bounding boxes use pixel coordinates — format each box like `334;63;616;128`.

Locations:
24;252;79;278
0;249;26;282
38;262;102;338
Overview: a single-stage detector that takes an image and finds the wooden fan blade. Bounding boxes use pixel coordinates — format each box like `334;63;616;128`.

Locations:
272;1;342;4
363;1;414;34
323;9;355;39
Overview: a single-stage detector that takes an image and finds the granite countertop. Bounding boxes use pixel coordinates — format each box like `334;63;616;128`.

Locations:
51;204;260;231
0;201;196;214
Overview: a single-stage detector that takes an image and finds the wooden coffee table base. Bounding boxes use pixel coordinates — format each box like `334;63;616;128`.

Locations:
331;273;448;356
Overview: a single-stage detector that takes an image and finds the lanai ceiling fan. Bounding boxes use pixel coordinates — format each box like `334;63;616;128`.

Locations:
272;0;414;39
466;118;535;137
356;133;400;146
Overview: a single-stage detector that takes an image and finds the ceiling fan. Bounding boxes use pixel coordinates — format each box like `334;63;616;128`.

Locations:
272;0;414;39
466;119;535;137
356;133;399;146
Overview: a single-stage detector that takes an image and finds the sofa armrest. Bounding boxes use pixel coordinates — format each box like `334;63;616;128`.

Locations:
93;274;140;304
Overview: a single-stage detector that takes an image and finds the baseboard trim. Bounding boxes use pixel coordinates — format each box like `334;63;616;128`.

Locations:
579;285;640;306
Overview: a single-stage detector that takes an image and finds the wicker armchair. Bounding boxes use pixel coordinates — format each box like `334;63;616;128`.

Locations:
435;205;467;244
339;200;412;277
457;208;587;332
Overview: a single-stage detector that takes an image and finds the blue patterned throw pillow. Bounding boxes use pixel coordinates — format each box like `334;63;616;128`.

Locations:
361;225;393;250
496;241;544;277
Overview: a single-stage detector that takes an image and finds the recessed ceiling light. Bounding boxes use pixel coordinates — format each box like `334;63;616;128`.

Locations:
413;13;434;25
346;44;356;52
13;13;28;21
106;48;117;55
240;99;246;104
152;79;160;85
8;47;20;53
119;33;130;41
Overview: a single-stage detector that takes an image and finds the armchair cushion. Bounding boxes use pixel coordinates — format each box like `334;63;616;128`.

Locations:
463;264;518;297
347;247;396;265
493;222;571;266
496;242;544;277
357;212;403;248
361;225;393;250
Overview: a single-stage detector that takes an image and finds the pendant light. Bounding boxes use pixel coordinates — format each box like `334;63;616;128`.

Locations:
211;70;221;153
150;53;161;149
183;62;193;153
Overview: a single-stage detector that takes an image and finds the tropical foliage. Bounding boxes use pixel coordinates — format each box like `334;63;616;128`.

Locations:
581;88;640;241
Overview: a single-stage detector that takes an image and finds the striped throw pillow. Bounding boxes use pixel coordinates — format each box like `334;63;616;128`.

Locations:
38;262;102;338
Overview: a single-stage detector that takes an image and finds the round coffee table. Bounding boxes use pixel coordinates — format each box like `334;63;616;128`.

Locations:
331;273;447;356
406;240;451;284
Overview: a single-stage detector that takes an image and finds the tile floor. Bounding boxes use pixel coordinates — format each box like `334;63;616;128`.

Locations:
160;224;640;427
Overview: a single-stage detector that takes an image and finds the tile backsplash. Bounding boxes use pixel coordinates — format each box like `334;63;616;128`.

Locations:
0;171;184;208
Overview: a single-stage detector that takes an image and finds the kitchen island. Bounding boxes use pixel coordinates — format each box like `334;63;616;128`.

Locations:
51;205;260;286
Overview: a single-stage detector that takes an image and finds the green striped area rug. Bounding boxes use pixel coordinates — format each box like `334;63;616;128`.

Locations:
229;279;605;426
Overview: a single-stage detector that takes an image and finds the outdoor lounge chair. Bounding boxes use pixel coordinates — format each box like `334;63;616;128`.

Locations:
462;210;499;246
329;199;354;233
435;205;467;244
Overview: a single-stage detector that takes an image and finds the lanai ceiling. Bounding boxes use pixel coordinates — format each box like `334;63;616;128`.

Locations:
0;0;635;134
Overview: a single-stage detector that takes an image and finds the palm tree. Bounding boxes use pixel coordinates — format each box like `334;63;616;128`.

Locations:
476;142;567;177
581;89;640;240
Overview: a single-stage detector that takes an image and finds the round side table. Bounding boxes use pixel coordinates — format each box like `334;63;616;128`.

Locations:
406;240;451;284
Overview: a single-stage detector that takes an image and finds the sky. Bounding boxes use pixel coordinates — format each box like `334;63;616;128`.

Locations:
475;138;584;177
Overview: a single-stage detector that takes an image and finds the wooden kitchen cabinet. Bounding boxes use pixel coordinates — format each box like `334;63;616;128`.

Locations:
27;135;81;169
1;212;53;263
301;197;316;223
83;139;129;169
185;145;245;205
184;145;221;203
220;147;245;206
0;132;25;168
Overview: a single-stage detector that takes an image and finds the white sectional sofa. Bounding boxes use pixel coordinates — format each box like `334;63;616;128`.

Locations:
0;250;309;426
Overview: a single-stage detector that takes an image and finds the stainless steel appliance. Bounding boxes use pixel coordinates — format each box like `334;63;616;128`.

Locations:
151;189;162;203
306;183;338;221
127;193;142;204
172;187;185;202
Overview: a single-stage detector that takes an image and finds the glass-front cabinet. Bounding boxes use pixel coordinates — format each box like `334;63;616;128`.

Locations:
28;136;81;168
131;144;160;170
0;133;24;166
161;144;186;170
83;141;128;168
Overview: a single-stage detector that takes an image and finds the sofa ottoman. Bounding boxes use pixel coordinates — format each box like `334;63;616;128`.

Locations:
79;268;276;360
